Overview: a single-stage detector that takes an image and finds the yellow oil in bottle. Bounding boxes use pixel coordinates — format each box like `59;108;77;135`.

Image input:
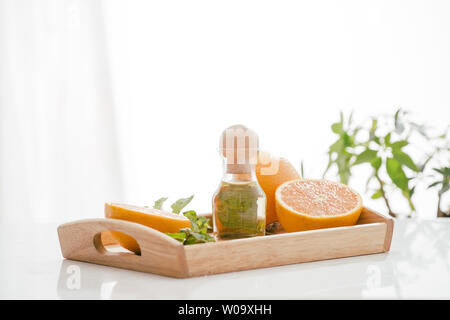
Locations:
213;179;266;239
212;125;266;240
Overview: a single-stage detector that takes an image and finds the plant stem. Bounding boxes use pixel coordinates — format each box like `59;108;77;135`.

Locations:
436;194;449;217
437;195;444;217
375;173;397;218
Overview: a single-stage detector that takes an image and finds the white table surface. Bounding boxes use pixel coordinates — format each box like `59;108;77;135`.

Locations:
1;219;449;299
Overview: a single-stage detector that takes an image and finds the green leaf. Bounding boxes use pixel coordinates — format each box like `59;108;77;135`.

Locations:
323;154;333;178
369;119;378;140
370;156;382;170
371;189;383;199
183;210;198;223
166;232;187;243
183;210;211;233
394;109;401;122
370;118;377;132
167;210;215;245
348;111;353;127
372;136;381;145
171;195;194;214
300;160;305;178
353;149;378;165
394;109;405;134
433;168;445;175
409;186;416;197
331;122;342;134
418;154;434;171
392;150;419;172
164;196;215;245
342;132;353;147
386;157;409;191
352;126;362;139
152;197;168;210
390;140;408;150
403;190;416;211
384;133;391;146
438;127;448;139
439;183;450;196
410;122;429;138
188;231;215;243
428;181;441;189
178;226;213;245
336;151;352;184
329;139;343;153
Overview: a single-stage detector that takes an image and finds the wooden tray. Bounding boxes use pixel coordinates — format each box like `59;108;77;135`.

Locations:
57;207;394;278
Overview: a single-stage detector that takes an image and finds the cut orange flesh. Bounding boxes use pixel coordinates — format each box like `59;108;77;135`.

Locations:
105;203;191;253
275;179;363;232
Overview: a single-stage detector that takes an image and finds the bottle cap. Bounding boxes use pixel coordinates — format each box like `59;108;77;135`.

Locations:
219;124;259;174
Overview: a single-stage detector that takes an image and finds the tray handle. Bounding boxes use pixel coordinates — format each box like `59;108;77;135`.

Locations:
57;218;188;278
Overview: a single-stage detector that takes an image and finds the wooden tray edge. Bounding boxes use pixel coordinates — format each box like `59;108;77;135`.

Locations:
57;207;394;278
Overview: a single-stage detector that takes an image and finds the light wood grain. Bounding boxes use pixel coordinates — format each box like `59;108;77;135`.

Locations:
184;222;386;277
57;218;188;278
57;207;394;278
383;214;394;252
356;207;388;224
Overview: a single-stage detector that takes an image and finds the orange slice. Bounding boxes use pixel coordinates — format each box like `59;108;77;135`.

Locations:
105;203;191;253
275;179;363;232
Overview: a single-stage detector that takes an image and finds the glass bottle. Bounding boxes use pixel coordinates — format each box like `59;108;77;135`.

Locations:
212;125;266;240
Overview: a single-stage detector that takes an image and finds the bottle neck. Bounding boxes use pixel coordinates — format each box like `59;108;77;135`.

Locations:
222;163;257;183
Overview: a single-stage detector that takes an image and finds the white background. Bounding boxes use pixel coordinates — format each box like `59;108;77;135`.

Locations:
1;0;449;222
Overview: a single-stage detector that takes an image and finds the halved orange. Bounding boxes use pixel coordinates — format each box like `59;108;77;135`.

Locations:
105;203;191;254
275;179;363;232
256;151;300;225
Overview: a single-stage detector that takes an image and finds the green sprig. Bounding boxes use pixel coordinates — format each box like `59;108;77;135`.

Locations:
154;195;215;245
